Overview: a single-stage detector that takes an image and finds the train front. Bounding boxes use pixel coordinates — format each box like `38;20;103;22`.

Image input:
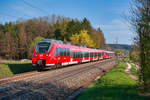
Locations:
32;40;53;69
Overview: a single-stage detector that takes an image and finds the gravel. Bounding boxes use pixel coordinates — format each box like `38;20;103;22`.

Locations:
0;59;117;100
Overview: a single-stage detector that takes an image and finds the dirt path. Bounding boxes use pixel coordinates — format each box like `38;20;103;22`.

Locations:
125;63;138;80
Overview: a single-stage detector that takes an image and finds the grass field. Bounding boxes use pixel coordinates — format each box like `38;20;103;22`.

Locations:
130;63;138;76
0;61;35;78
76;61;148;100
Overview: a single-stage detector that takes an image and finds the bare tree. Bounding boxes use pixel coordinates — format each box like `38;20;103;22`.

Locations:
130;0;150;93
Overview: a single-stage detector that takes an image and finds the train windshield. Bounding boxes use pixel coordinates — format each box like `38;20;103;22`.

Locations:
36;42;51;54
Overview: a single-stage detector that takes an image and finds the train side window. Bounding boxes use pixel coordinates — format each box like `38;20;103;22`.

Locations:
60;48;64;56
57;47;59;56
103;52;104;55
86;52;88;57
66;49;69;56
79;52;81;58
74;52;76;58
54;47;57;56
63;48;66;56
83;52;85;57
73;52;75;58
75;52;77;58
80;52;81;58
68;48;70;56
59;48;61;56
72;52;74;58
64;48;66;56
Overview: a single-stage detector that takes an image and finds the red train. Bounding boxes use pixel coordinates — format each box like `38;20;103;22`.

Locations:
32;39;115;71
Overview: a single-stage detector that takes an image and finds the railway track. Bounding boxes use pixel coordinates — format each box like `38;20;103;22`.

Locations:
0;58;117;100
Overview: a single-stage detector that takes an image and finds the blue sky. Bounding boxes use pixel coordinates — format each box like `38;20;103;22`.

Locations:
0;0;134;44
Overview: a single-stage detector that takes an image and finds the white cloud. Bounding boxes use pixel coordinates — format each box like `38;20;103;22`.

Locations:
98;19;131;34
97;19;134;44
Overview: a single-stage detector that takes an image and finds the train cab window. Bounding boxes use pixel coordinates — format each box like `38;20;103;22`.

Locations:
36;42;51;54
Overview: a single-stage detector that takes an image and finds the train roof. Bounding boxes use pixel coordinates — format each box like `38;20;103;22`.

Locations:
38;39;114;53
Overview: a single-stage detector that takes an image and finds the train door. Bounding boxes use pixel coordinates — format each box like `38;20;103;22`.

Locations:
70;49;73;63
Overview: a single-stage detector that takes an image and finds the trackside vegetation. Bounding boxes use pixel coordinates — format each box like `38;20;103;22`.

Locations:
130;63;138;76
76;61;147;100
0;61;35;78
0;16;106;60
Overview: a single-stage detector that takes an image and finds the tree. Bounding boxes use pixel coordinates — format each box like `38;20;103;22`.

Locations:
27;36;44;59
18;24;27;58
71;30;95;47
81;17;92;33
130;0;150;93
130;45;140;64
65;20;82;41
0;15;106;60
98;27;106;48
2;32;18;59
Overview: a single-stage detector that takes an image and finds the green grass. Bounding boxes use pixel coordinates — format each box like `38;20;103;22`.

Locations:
76;61;147;100
0;61;36;78
130;63;138;76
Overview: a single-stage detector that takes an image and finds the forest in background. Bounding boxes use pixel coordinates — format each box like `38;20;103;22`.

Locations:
0;15;106;60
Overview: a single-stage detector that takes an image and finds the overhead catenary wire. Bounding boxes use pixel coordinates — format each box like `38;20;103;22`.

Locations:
21;0;49;14
0;11;19;18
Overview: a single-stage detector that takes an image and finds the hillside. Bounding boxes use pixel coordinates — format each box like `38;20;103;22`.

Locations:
108;44;131;51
